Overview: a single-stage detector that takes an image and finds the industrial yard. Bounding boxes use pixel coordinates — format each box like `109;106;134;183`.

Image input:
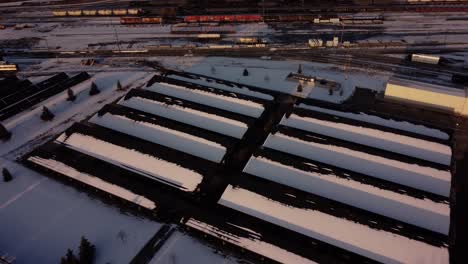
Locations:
1;1;468;264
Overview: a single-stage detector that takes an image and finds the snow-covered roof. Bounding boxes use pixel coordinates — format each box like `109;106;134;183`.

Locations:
385;77;468;116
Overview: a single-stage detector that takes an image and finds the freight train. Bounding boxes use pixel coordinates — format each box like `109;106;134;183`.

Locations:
52;9;142;17
119;14;384;25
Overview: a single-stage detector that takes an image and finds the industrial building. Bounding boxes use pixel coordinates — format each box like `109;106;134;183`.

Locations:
384;78;468;116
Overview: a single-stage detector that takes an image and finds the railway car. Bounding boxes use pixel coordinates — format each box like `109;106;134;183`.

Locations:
127;9;141;15
184;14;261;23
0;63;18;74
112;9;128;16
83;10;97;16
197;33;221;39
208;44;233;49
97;9;113;16
52;10;67;16
238;37;259;44
409;54;440;65
67;10;83;16
235;14;262;22
120;17;142;24
142;17;163;24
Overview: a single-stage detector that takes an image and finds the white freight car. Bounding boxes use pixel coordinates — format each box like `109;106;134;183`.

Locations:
410;54;440;65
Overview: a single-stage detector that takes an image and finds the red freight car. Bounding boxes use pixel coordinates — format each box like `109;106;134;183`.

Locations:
235;14;262;22
184;16;199;23
184;14;262;23
141;17;162;23
120;17;142;24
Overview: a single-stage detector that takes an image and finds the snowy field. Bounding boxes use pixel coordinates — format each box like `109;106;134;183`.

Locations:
149;231;238;264
0;160;161;264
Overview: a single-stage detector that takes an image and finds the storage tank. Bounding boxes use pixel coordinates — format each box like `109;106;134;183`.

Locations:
410;54;440;65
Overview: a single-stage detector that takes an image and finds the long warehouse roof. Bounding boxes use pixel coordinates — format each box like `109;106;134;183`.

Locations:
385;78;468;116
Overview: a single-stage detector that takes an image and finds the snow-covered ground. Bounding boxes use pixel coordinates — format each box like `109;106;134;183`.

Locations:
149;231;238;264
281;113;452;165
1;71;153;159
0;160;161;264
219;185;449;264
184;57;388;103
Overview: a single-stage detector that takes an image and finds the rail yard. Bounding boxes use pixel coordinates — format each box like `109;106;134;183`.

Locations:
1;1;467;264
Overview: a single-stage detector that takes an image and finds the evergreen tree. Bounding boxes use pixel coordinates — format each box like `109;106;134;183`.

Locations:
89;82;100;96
40;106;54;121
243;68;249;76
3;168;12;182
116;80;123;90
297;64;303;74
0;122;11;141
78;236;96;264
297;83;303;92
67;88;76;101
65;249;78;264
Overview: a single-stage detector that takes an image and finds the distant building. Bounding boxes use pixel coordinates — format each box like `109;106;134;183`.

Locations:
384;77;468;116
286;73;341;93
